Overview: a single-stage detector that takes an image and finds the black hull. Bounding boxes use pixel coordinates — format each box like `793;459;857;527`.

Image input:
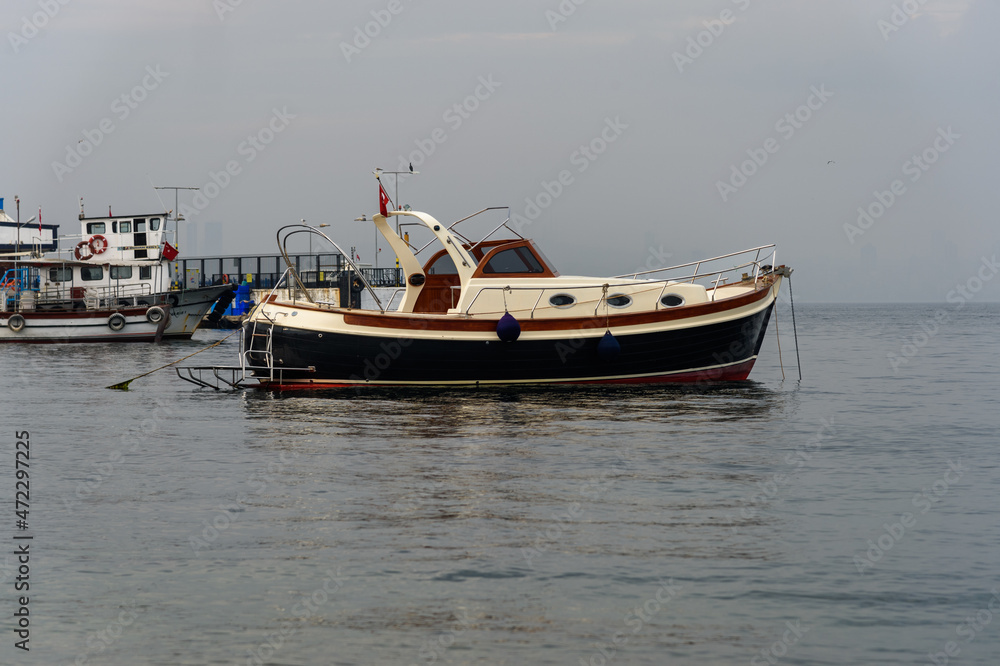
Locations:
247;303;775;387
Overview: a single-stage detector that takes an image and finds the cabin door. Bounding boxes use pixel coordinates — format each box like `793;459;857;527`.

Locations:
134;218;148;259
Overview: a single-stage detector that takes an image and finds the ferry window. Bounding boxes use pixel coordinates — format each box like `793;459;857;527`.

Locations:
482;247;544;274
427;253;458;275
81;266;104;281
111;222;117;232
111;266;133;280
120;221;131;233
48;267;73;282
150;218;161;231
86;222;106;234
135;220;146;232
140;266;152;280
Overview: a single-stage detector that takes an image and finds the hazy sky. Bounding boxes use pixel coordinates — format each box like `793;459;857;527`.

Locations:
3;0;997;301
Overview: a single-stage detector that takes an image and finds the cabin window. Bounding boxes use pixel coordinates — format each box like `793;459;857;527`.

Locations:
111;222;117;232
135;220;146;232
86;222;106;234
119;221;131;233
48;267;73;282
149;218;161;231
140;266;152;280
80;266;104;281
427;253;458;275
607;294;632;308
549;294;576;308
482;247;544;274
660;294;685;308
111;266;133;280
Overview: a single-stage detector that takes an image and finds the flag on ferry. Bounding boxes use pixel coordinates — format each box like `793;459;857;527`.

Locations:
379;181;390;217
38;208;42;233
161;241;179;261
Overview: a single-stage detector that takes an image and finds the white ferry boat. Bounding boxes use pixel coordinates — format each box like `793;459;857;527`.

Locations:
0;201;234;343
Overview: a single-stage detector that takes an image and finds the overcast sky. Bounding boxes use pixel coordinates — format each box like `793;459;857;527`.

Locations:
3;0;997;301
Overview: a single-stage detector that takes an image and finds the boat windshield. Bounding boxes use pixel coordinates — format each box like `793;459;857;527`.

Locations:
482;247;544;274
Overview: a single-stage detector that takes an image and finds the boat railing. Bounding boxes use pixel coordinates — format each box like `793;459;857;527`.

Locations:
276;224;385;313
413;207;514;256
614;244;777;284
462;245;779;317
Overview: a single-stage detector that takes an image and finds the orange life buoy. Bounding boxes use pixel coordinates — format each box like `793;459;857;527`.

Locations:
90;235;108;254
75;240;94;261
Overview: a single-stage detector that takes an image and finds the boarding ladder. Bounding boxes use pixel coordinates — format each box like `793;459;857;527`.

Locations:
242;316;276;382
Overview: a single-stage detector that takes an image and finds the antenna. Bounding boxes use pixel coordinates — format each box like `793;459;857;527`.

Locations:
153;186;200;250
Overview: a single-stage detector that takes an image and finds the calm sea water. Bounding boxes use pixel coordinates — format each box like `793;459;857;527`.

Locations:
1;302;998;665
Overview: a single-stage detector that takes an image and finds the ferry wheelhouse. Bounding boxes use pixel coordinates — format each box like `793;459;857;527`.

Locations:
0;203;234;343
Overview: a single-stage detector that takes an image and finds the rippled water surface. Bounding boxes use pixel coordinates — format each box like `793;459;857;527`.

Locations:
1;303;998;665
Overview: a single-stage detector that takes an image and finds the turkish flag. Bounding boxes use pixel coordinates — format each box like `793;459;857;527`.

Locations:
161;241;179;261
379;182;390;217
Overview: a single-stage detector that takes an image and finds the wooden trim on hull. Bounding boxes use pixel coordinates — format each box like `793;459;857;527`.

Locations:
263;275;778;333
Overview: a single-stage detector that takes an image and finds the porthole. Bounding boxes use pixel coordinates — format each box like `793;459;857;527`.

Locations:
606;294;632;309
660;293;685;308
549;293;576;308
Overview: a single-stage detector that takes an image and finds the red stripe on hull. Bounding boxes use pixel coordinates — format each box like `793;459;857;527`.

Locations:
251;358;758;391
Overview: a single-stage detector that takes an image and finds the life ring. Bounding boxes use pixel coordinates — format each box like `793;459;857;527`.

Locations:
74;240;94;261
108;313;127;331
90;235;109;254
146;306;166;324
351;277;364;293
7;314;25;332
